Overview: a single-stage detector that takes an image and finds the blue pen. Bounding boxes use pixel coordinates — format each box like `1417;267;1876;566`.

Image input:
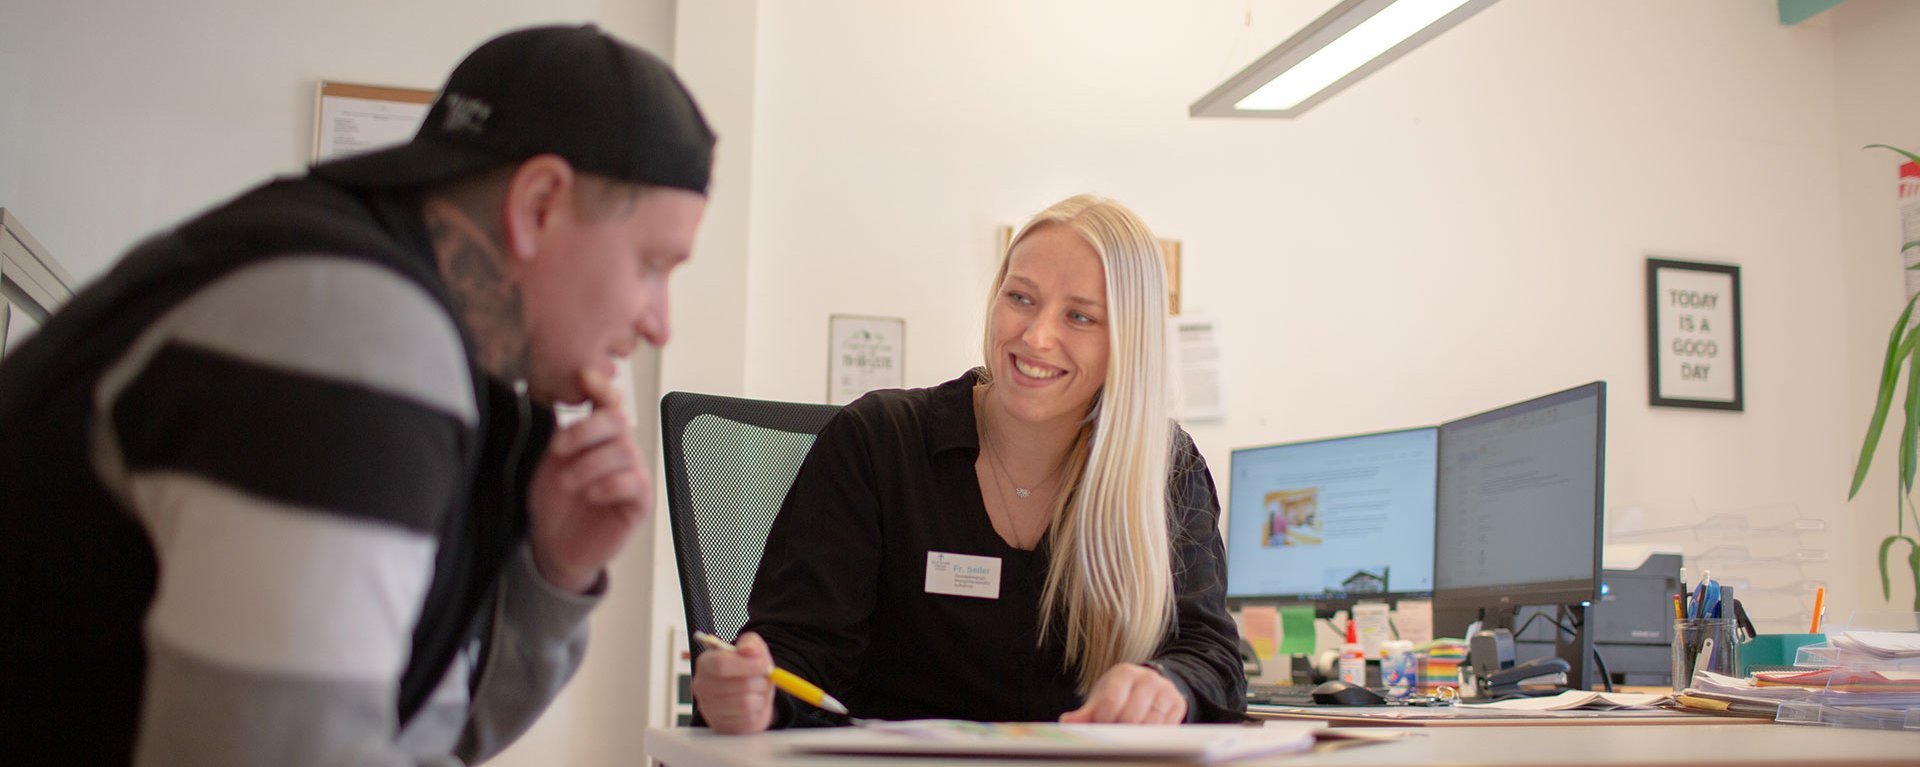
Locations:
1703;577;1721;620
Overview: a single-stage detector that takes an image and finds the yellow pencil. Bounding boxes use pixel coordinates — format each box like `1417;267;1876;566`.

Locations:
693;630;850;716
1809;587;1825;634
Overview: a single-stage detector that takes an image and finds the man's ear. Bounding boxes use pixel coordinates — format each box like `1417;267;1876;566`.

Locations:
501;154;576;262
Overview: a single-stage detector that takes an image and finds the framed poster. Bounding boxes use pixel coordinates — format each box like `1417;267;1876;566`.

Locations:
828;314;905;405
312;81;435;162
1159;239;1183;315
1646;257;1743;411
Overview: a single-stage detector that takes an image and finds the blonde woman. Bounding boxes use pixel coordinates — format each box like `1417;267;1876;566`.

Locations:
691;195;1243;732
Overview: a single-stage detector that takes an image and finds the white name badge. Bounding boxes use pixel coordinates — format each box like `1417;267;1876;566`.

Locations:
924;551;1001;600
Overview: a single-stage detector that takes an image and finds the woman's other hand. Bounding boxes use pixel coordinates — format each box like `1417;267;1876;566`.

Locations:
1058;662;1187;724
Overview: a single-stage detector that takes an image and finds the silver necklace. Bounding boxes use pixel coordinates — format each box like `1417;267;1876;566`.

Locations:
977;428;1056;550
974;387;1067;549
981;428;1035;498
978;453;1031;549
977;410;1064;500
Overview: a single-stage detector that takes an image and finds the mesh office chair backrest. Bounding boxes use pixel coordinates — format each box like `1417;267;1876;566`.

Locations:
660;391;841;643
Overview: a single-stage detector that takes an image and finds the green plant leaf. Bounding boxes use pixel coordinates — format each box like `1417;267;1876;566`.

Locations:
1867;144;1920;165
1880;536;1920;606
1905;489;1913;538
1906;240;1920;255
1910;545;1920;612
1850;296;1920;499
1910;482;1920;537
1881;536;1899;601
1903;340;1920;494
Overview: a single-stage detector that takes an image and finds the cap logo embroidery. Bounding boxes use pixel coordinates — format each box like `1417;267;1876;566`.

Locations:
442;93;492;135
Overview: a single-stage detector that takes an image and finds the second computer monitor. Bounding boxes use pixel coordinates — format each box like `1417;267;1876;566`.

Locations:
1434;381;1606;610
1225;427;1438;607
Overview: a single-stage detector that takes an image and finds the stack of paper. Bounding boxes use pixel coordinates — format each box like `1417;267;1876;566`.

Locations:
780;721;1323;763
1689;670;1816;700
1681;667;1920;722
1831;630;1920;660
1462;690;1670;711
1756;667;1920;692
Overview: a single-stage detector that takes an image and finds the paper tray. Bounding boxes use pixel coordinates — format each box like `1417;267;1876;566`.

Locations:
1770;610;1920;730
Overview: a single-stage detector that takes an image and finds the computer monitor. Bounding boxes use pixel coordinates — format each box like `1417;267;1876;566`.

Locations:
1224;427;1438;616
1432;382;1606;689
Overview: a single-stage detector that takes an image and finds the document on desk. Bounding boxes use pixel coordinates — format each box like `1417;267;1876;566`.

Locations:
1462;690;1671;711
1696;668;1920;711
1831;630;1920;659
778;720;1321;763
1691;670;1817;700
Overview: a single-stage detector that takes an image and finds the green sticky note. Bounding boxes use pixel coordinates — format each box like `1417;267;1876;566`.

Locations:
1279;605;1317;655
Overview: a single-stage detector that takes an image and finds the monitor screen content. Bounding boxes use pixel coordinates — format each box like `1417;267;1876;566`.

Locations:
1433;382;1605;605
1224;427;1438;602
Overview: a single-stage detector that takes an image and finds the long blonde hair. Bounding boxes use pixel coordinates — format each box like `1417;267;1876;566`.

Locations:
982;195;1173;693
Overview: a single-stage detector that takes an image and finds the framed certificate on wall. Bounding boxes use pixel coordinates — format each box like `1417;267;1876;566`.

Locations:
312;81;435;162
827;314;905;405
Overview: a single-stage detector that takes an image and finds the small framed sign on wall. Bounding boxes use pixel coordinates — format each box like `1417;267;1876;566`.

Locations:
1646;257;1743;411
827;314;905;405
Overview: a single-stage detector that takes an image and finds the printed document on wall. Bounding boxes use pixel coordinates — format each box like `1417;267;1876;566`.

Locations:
1170;316;1226;422
312;82;435;163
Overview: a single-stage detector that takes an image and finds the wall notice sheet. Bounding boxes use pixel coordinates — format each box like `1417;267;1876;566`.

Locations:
312;82;435;162
779;720;1321;762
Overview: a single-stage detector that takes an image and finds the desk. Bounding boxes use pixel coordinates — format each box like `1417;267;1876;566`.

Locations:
645;723;1920;766
1247;704;1771;727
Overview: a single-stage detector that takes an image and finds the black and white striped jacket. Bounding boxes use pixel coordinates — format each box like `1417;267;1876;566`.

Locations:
0;175;590;766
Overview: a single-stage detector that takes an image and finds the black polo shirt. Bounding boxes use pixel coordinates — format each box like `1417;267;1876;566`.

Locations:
743;369;1245;726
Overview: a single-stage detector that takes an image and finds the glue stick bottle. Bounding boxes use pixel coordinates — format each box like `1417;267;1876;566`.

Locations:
1338;618;1366;686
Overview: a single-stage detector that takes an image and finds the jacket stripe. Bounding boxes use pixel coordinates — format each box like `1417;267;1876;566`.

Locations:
149;255;476;425
113;343;465;533
137;471;436;683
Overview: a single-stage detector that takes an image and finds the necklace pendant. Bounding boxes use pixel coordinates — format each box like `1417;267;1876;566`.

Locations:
1015;487;1032;499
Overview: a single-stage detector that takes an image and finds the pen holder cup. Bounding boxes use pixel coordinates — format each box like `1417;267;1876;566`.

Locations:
1672;618;1741;692
1736;633;1824;676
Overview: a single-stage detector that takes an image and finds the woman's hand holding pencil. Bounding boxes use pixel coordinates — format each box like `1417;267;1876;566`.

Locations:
690;631;779;734
691;630;849;734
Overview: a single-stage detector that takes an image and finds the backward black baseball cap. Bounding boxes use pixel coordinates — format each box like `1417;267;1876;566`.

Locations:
313;24;714;193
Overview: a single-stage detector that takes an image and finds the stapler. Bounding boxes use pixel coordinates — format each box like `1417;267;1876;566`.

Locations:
1482;656;1571;697
1468;628;1570;698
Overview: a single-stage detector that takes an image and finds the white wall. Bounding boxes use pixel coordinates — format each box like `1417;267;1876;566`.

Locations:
0;0;674;287
1833;0;1920;621
739;0;1864;629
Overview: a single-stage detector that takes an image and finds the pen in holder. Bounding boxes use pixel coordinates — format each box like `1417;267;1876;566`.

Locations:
1672;618;1741;692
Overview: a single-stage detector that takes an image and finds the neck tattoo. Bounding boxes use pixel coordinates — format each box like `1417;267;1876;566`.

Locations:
423;195;531;385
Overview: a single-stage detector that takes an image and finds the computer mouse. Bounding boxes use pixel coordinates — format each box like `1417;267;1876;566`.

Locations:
1310;680;1387;706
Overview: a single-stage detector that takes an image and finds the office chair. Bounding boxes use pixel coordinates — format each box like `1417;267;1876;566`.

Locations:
659;391;840;645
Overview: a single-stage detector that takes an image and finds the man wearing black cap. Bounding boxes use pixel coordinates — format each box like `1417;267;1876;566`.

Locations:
0;25;713;765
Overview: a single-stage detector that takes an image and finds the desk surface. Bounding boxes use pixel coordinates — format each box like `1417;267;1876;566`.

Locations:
645;723;1920;767
1247;704;1770;727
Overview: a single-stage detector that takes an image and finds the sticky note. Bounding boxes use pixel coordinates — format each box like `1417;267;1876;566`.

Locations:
1280;605;1317;655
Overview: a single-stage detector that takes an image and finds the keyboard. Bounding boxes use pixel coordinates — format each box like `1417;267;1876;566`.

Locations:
1245;682;1317;706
